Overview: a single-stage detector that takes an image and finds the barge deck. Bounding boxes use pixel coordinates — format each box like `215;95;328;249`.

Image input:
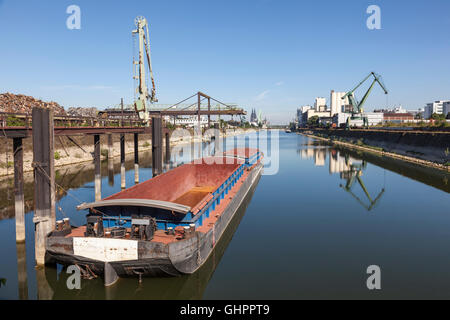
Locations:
46;148;263;285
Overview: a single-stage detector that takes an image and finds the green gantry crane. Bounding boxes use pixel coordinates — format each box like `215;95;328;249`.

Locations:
342;72;388;129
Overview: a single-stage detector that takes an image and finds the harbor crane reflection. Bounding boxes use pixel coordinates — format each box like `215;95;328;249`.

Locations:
338;155;385;212
299;140;385;212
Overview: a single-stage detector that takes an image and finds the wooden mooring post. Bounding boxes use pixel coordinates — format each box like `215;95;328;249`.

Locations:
134;133;139;184
107;134;114;186
32;107;55;266
152;117;162;176
13;137;25;242
165;131;170;163
94;134;101;201
120;134;125;189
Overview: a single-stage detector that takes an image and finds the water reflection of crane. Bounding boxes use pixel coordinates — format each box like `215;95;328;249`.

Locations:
339;155;385;211
299;145;386;211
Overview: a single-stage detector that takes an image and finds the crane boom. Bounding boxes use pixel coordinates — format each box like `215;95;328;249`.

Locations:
344;72;373;99
132;16;157;124
144;24;157;103
339;161;385;211
342;71;388;114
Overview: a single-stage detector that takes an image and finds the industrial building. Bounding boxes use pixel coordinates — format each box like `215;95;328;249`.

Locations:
383;112;414;123
330;91;349;116
296;97;331;127
297;92;353;127
424;100;450;119
296;79;422;128
297;105;313;127
333;112;383;127
307;109;331;122
314;97;327;112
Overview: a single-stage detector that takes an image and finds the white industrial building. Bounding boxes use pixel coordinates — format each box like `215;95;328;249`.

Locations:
424;100;450;119
365;112;384;125
333;112;383;127
330;91;349;116
306;109;331;122
314;97;327;112
297;101;331;127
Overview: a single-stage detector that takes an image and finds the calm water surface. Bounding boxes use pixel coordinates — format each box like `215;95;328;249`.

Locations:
1;132;450;299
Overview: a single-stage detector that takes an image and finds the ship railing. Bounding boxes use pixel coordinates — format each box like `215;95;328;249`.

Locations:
151;163;246;230
244;151;262;168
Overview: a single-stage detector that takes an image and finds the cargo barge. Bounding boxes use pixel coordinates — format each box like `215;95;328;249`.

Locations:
46;148;263;285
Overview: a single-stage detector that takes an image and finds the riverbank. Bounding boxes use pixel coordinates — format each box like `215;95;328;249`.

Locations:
0;129;254;177
301;129;450;172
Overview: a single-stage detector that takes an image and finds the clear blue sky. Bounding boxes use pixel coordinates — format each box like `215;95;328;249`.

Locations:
0;0;449;124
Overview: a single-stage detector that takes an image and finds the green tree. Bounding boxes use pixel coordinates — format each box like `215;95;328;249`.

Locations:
307;116;319;127
431;113;445;120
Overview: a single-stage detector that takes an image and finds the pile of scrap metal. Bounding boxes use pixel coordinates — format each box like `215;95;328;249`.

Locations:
0;92;66;115
66;106;98;117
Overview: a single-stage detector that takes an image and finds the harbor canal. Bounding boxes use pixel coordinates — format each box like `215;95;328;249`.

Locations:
1;132;449;299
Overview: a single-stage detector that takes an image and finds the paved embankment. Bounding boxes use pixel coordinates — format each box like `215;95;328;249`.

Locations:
302;129;450;172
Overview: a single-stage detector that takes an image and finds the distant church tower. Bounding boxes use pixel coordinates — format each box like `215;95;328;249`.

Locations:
250;108;257;123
